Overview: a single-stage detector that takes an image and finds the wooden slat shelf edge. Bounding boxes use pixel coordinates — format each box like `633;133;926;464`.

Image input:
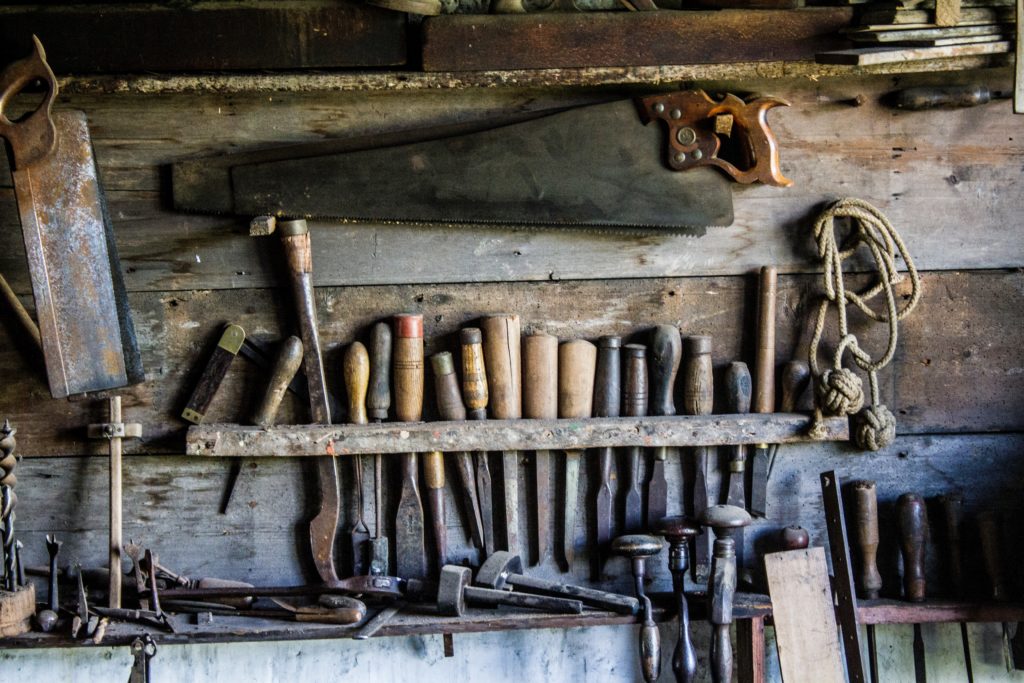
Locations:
858;599;1024;625
58;57;1012;96
186;414;849;457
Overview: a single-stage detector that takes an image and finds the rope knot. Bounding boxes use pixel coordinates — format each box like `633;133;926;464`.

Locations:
853;404;896;451
816;368;864;416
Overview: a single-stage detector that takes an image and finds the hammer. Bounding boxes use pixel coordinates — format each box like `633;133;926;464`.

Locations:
436;565;583;617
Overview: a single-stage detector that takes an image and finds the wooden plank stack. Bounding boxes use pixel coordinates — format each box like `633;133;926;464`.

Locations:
816;0;1015;64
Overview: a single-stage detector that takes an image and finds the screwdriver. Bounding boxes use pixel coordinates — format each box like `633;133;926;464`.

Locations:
343;342;371;576
558;339;597;571
460;328;494;556
621;344;648;534
522;332;558;566
683;335;714;583
648;325;682;529
593;335;622;578
393;314;427;580
367;322;392;575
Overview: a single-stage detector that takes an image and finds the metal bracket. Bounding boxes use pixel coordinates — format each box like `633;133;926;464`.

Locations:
129;634;156;683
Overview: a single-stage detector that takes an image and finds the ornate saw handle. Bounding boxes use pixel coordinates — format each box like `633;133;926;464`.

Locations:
637;90;793;187
0;35;58;170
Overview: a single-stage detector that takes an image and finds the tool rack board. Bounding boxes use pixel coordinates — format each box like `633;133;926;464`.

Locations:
0;43;1022;680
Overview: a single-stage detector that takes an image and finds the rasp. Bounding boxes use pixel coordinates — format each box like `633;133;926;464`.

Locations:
171;98;735;231
1;38;143;398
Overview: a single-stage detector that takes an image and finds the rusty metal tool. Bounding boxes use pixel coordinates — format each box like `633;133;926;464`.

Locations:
266;218;340;583
460;328;494;556
750;266;777;518
475;550;639;615
702;505;752;683
0;421;17;592
593;335;622;577
897;493;928;683
658;516;699;683
182;324;245;424
436;565;583;617
37;534;61;632
850;480;883;683
722;362;752;587
393;314;427;580
522;331;558;566
87;397;142;609
648;325;681;529
353;603;403;640
0;37;143;399
159;574;409;602
558;339;597;571
622;344;648;535
432;351;485;552
422;429;448;574
820;470;867;683
481;315;523;558
368;322;392;575
937;492;973;683
612;534;664;683
344;342;372;576
683;335;714;583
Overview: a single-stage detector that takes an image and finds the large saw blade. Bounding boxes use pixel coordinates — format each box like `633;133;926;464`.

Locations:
176;99;734;232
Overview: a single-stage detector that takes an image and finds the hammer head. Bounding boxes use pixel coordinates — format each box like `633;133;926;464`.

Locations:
475;551;522;590
436;565;469;617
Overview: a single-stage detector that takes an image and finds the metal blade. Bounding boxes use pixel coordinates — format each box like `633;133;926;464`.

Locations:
624;446;643;534
595;447;614;550
534;449;552;565
646;448;668;530
750;445;770;517
563;449;582;570
503;450;520;557
395;454;427;580
475;451;495;557
225;100;733;231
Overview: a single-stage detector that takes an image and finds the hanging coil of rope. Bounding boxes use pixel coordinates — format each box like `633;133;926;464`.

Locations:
807;198;921;451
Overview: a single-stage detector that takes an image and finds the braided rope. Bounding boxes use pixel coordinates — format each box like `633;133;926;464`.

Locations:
807;199;920;450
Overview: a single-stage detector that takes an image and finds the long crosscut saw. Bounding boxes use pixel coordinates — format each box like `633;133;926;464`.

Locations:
171;91;792;231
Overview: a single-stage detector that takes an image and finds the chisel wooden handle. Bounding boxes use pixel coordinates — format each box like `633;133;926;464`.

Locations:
368;322;392;422
623;344;647;534
252;335;302;427
650;325;682;418
682;335;713;416
343;342;369;426
558;340;597;569
938;492;964;597
523;332;558;565
780;360;810;413
851;480;883;600
393;315;424;423
460;328;489;421
481;315;522;419
896;493;927;602
423;450;446;571
754;266;777;415
977;510;1006;600
780;526;809;550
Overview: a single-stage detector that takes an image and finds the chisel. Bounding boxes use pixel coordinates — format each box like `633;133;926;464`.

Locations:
897;493;928;683
850;480;883;683
460;328;494;556
648;325;681;529
750;266;777;518
593;335;622;578
481;315;523;558
558;339;597;571
393;314;427;580
367;322;392;576
621;344;648;534
722;361;751;580
937;492;973;683
522;332;558;566
977;510;1012;671
343;342;372;576
683;335;714;583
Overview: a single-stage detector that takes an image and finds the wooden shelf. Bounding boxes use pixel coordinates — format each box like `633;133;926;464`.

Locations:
185;413;849;458
858;599;1024;625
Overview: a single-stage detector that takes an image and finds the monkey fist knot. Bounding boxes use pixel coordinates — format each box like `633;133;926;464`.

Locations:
816;368;864;416
854;404;896;452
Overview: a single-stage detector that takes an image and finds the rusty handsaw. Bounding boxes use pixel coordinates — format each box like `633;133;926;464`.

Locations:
0;37;142;398
168;90;800;232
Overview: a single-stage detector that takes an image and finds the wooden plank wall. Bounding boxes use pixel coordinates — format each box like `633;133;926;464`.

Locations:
1;65;1023;678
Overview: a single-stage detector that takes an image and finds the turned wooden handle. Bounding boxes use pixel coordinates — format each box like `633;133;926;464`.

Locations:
779;360;810;413
368;321;392;422
723;361;751;415
977;510;1006;601
851;480;883;600
780;526;810;550
938;492;964;598
682;335;713;416
522;333;558;420
594;336;622;419
558;340;597;420
896;493;927;602
252;335;303;427
754;266;777;415
649;325;682;418
481;315;521;420
460;328;489;421
622;344;648;419
423;451;445;490
393;314;424;423
431;352;467;422
280;219;313;275
343;342;370;426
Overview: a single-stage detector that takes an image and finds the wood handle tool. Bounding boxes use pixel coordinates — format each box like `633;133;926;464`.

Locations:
182;324;245;424
750;266;777;518
558;339;597;571
648;325;681;529
683;335;714;583
659;516;700;683
722;361;751;586
612;535;664;683
938;492;974;683
344;342;372;576
432;351;485;553
593;335;622;578
622;344;648;535
437;565;583;617
481;315;523;559
460;328;494;556
523;332;558;566
702;505;752;683
367;322;392;576
276;218;340;583
850;480;883;683
393;314;427;580
897;492;928;683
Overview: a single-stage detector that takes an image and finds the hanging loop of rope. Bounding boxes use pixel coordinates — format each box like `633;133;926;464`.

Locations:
806;198;921;450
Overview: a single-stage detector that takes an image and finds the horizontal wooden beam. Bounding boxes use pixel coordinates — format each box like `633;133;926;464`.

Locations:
186;414;849;457
858;599;1024;625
